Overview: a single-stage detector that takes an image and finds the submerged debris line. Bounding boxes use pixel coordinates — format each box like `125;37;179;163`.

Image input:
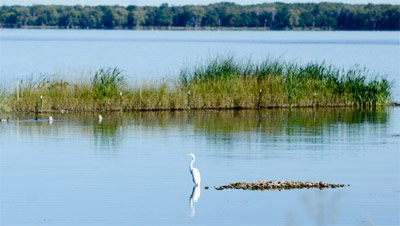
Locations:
215;180;347;191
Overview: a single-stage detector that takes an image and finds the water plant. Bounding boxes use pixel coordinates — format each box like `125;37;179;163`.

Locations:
0;85;6;112
179;57;391;108
0;57;392;113
92;68;126;98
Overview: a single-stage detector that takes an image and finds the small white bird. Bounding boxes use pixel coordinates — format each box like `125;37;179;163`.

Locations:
48;116;53;123
185;153;201;185
98;114;103;122
1;117;9;122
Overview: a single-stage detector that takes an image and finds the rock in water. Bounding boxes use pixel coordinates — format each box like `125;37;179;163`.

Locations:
215;180;346;191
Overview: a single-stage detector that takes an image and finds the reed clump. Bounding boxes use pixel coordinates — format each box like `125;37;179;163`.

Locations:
179;57;391;108
0;57;392;113
0;85;6;112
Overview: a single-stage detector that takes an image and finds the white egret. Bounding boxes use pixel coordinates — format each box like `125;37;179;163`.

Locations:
185;153;201;185
48;116;53;123
98;114;103;122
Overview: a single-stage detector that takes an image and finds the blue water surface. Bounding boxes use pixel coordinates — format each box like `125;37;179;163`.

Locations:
1;108;399;225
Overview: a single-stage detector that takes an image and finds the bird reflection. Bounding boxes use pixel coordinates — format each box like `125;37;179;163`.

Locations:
48;116;53;124
189;185;201;217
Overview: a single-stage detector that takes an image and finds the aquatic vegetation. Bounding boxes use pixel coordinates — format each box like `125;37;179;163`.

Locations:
92;68;126;98
0;57;392;112
179;57;391;108
0;85;6;112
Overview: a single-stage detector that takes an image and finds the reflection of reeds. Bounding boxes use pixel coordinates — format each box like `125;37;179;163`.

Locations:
185;108;389;138
1;58;392;112
6;107;388;138
290;191;342;225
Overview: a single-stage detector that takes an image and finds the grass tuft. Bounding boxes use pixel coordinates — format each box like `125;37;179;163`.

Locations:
92;68;126;98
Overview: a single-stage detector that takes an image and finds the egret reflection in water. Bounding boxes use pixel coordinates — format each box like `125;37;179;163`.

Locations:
189;185;201;217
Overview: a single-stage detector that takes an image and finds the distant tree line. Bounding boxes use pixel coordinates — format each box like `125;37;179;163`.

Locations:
1;2;399;30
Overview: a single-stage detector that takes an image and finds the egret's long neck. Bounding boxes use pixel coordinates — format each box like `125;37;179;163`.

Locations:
190;157;195;171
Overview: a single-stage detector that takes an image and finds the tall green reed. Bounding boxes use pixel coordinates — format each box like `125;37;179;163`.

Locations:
0;85;5;112
92;68;126;98
180;57;391;107
0;57;392;113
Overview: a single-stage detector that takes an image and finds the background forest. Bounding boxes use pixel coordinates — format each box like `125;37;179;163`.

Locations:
1;2;399;30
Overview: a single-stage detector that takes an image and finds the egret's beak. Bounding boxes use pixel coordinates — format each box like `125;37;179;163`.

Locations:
184;153;190;156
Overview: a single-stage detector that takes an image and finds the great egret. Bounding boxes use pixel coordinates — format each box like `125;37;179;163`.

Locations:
185;153;201;185
48;116;53;123
98;114;103;122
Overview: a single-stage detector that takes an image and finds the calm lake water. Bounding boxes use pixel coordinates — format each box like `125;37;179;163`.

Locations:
0;29;399;101
1;108;399;225
1;29;400;225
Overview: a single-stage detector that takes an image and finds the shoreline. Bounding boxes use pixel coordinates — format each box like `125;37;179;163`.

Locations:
2;104;396;115
2;26;399;32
